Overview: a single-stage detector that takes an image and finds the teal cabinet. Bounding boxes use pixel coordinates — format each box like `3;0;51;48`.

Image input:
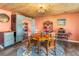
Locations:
4;32;14;47
16;15;25;42
16;16;36;42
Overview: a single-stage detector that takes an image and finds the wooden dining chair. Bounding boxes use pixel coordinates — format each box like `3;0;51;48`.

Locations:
39;34;52;56
29;33;41;53
39;40;56;56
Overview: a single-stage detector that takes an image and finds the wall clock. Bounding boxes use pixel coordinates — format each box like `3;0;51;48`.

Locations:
0;14;9;23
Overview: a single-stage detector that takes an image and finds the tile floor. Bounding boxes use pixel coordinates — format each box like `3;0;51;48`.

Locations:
0;41;79;56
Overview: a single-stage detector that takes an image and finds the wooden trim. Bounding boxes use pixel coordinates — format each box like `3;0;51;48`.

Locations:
11;14;16;31
0;32;4;43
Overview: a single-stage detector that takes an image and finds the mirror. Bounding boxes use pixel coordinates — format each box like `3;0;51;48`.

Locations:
0;14;9;23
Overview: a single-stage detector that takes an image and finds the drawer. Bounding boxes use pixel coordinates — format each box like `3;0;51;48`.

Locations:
4;36;14;42
4;32;14;42
4;32;14;36
4;39;14;47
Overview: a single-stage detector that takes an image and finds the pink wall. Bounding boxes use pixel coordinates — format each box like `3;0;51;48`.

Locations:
35;13;79;41
0;9;11;32
0;9;79;41
0;9;32;35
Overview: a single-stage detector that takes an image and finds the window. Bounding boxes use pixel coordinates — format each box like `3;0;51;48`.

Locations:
57;19;66;26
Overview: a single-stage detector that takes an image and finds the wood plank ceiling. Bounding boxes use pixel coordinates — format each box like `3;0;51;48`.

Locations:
0;3;79;17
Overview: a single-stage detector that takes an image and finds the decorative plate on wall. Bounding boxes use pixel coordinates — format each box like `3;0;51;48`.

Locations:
0;14;9;23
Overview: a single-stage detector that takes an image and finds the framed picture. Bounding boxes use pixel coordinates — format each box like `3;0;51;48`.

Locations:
57;19;66;26
0;14;9;23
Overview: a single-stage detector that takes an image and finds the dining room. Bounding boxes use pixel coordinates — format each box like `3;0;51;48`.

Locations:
0;3;79;56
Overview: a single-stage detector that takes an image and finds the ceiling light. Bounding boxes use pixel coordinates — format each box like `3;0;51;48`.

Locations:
37;4;46;14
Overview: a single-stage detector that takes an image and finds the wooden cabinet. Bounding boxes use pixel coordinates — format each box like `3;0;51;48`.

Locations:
11;14;16;31
0;32;4;44
0;32;14;47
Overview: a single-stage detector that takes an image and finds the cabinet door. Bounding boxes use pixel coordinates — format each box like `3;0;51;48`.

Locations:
16;15;25;42
4;32;14;47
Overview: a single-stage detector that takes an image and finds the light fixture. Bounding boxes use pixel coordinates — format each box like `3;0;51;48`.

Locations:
37;4;46;15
